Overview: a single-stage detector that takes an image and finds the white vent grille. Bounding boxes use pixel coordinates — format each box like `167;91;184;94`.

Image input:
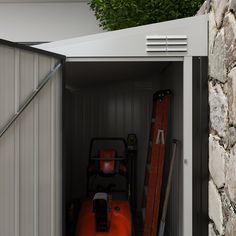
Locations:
146;35;188;53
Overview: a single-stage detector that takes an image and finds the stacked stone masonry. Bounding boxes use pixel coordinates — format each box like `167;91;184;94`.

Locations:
198;0;236;235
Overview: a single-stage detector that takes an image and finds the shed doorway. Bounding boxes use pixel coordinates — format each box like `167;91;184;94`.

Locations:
63;59;187;236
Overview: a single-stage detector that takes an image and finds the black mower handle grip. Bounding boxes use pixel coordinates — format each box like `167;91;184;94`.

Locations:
89;137;128;158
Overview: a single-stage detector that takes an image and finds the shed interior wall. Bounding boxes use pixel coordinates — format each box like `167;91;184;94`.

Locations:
64;61;183;236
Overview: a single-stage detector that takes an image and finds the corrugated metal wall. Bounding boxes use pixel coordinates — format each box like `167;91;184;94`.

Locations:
66;79;158;210
0;45;62;236
160;62;183;236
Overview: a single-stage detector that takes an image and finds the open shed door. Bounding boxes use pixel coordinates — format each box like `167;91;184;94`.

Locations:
0;40;64;236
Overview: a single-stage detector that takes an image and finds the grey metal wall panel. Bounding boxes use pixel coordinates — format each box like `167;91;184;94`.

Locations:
19;105;35;236
38;55;53;83
160;62;183;236
19;51;34;106
0;45;17;236
192;57;208;236
0;126;15;236
0;45;15;131
38;82;52;236
0;45;62;236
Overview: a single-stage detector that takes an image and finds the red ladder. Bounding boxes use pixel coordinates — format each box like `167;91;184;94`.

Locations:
142;90;172;236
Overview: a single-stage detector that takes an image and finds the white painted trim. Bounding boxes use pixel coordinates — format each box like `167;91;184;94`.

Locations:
183;56;192;236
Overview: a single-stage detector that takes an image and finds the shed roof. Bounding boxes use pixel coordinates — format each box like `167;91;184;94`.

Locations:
35;15;208;60
0;38;65;60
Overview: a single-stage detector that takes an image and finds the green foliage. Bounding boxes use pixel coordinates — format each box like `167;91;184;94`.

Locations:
89;0;205;30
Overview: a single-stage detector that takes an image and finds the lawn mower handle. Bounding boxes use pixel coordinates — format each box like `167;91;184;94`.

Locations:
89;137;128;158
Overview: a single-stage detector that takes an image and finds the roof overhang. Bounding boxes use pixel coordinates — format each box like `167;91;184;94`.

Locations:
35;15;208;61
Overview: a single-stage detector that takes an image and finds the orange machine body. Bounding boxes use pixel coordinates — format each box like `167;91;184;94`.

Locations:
75;200;131;236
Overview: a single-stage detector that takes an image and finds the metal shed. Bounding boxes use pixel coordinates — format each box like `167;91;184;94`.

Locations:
0;14;208;236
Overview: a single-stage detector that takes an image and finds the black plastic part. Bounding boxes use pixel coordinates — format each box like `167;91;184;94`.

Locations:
93;198;109;232
127;134;137;150
193;57;208;236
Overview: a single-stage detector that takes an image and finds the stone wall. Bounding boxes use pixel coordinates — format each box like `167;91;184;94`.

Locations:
197;0;236;235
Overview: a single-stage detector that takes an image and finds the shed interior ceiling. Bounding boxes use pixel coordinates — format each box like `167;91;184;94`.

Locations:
65;61;170;89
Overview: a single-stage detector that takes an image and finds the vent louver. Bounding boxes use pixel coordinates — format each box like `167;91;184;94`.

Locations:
146;35;188;53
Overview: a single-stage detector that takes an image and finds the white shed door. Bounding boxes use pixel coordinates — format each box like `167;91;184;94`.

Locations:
0;44;62;236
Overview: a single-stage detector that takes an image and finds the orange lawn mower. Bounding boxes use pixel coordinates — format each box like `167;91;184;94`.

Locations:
75;136;137;236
